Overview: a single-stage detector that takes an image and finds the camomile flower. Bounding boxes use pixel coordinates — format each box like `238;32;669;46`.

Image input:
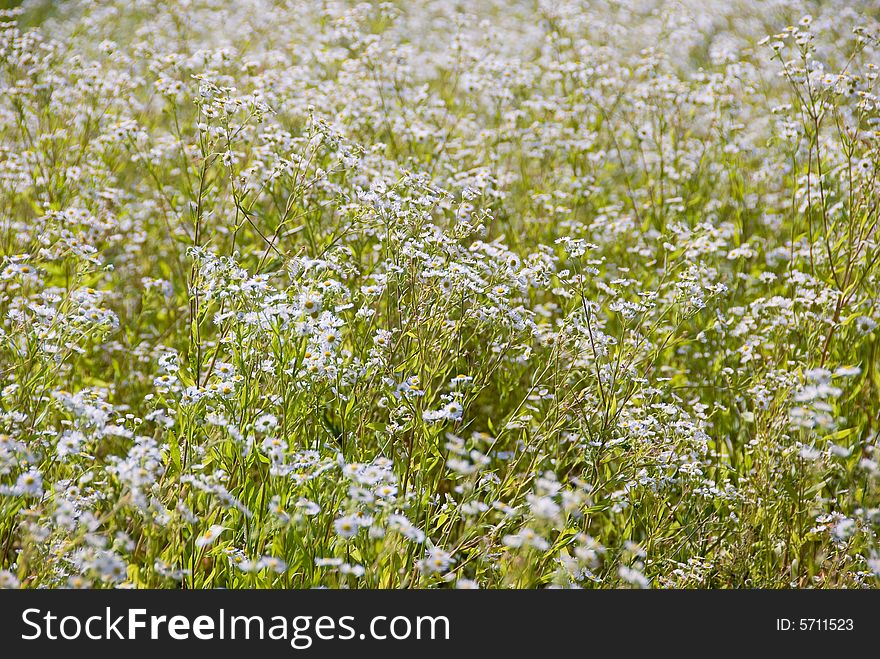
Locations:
9;469;43;498
360;283;383;296
94;551;128;583
455;579;479;589
321;328;341;347
339;563;366;577
348;485;374;503
301;293;322;316
194;525;226;548
373;329;393;348
57;430;86;458
214;380;237;398
253;413;278;433
388;515;425;543
855;316;877;334
258;556;288;573
503;528;549;551
67;575;91;589
423;400;464;423
1;261;39;281
450;374;473;388
295;498;321;516
375;483;398;499
619;565;650;589
833;366;861;378
417;548;455;575
444;401;464;421
334;515;360;538
0;570;20;589
214;361;236;378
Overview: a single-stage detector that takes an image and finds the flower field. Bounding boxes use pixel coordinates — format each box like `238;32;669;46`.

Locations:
1;0;880;588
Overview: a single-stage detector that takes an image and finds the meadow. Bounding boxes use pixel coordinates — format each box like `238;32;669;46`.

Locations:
1;0;879;589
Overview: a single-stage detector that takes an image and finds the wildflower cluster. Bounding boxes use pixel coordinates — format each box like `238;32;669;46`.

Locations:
0;0;879;589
